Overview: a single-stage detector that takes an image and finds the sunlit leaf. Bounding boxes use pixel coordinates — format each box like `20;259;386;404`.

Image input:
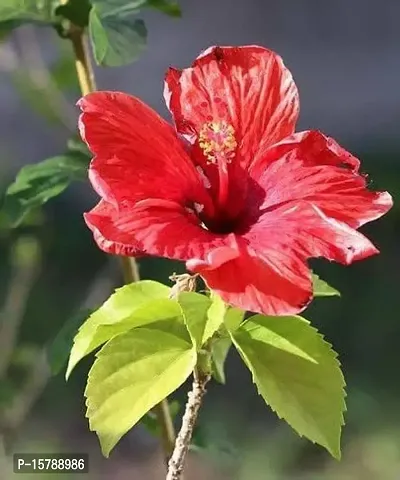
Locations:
66;281;174;378
202;294;226;344
210;336;231;384
231;314;346;459
312;273;341;297
176;292;211;349
177;292;232;349
85;320;196;456
223;306;245;332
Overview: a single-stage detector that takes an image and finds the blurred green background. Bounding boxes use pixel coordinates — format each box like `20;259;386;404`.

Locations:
1;1;400;479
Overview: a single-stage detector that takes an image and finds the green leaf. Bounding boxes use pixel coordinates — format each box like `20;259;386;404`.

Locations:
0;0;56;25
177;292;231;349
224;306;245;332
210;336;231;384
89;4;147;67
55;0;91;28
85;320;196;456
2;149;89;228
312;273;340;297
231;314;346;459
87;0;180;67
177;292;211;349
66;281;173;378
47;309;92;375
92;0;148;16
202;294;226;344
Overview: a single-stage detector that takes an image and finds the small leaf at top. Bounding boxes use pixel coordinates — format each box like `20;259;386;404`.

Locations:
312;273;341;297
88;0;180;67
2;149;89;228
85;320;196;456
231;314;346;459
89;5;147;67
66;280;175;378
47;309;92;375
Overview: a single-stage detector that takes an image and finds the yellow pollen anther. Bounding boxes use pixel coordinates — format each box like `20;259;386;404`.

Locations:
198;120;237;164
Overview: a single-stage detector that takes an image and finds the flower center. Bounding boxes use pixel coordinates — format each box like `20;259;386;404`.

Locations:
198;121;237;211
198;121;237;164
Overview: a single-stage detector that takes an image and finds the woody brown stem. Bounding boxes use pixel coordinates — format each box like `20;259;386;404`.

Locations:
166;369;211;480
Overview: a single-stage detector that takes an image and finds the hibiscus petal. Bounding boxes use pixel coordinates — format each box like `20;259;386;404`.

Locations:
164;45;299;167
85;197;229;262
187;239;312;316
78;91;211;210
244;201;379;270
247;130;393;229
84;200;142;256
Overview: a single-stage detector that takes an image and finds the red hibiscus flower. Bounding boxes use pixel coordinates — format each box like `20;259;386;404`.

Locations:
79;45;392;316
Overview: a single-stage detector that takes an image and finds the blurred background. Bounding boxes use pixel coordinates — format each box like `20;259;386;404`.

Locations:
1;0;400;478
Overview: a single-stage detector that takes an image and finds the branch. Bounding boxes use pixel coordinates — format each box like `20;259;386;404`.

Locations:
166;369;210;480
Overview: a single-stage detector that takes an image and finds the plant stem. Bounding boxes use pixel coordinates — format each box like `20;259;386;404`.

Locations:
69;26;97;95
166;369;211;480
67;22;175;463
120;257;140;284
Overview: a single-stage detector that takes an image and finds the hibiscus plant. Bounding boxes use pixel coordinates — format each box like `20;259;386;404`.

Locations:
0;1;393;479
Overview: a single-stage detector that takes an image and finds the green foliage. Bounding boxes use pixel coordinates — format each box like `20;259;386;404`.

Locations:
223;305;245;332
47;309;92;375
230;314;346;459
210;336;231;384
85;321;196;456
88;0;180;67
203;294;226;344
89;4;147;67
312;273;340;297
66;280;172;378
0;0;56;25
177;292;212;349
177;292;237;351
2;140;90;228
